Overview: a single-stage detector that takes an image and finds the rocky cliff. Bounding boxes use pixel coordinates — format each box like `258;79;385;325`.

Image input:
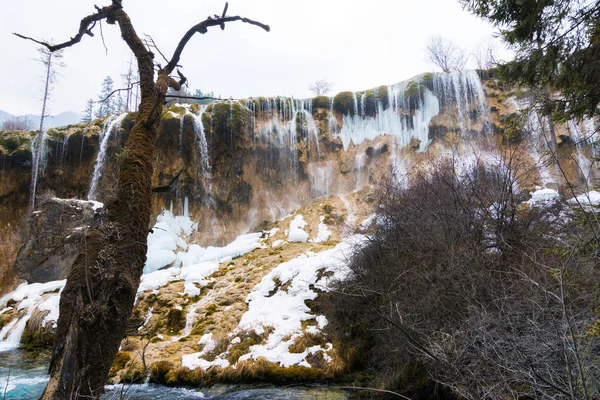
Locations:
0;70;598;386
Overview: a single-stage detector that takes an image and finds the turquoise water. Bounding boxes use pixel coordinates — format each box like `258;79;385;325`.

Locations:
0;350;351;399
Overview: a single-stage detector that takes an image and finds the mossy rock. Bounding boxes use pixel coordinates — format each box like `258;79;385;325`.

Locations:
498;112;525;143
46;128;66;140
312;96;331;110
109;352;131;378
363;86;389;116
167;105;187;115
405;80;422;99
166;307;186;335
333;91;355;115
121;112;138;130
120;361;146;383
0;131;34;154
149;360;174;384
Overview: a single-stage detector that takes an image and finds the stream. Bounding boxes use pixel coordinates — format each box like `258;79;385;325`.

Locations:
0;350;352;399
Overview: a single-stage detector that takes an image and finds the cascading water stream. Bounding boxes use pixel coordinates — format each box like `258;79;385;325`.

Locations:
567;119;596;187
29;131;48;210
190;109;211;178
338;70;488;152
87;113;127;200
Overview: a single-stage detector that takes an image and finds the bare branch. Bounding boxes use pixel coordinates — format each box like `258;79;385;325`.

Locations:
166;7;270;73
13;3;120;52
143;33;169;65
96;81;140;103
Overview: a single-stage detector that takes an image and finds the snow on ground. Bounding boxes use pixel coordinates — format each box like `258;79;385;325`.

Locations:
0;207;263;351
567;191;600;209
145;210;197;274
141;208;262;294
528;188;560;207
288;215;309;242
0;280;66;351
181;236;363;370
51;197;104;212
312;216;332;243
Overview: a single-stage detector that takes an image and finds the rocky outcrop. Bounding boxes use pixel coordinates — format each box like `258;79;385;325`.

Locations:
12;198;104;282
1;70;598;278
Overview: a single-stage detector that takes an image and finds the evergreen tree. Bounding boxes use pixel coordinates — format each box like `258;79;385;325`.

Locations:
460;0;600;121
81;98;94;123
192;88;215;105
115;93;126;114
95;76;114;118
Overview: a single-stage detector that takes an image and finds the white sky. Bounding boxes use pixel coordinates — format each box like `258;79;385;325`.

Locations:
0;0;507;115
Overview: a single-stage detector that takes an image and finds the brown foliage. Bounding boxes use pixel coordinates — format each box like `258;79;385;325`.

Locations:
326;157;600;399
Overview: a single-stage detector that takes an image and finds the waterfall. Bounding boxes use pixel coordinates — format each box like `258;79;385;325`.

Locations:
255;97;301;184
567;120;596;187
309;162;333;197
60;135;69;164
340;81;439;151
338;71;488;152
29;130;48;210
79;128;87;163
301;106;321;161
87;113;127;200
179;112;186;156
189;110;211;178
328;97;339;134
355;153;367;190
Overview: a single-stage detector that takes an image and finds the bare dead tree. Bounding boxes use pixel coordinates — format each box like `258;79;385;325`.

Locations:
309;78;332;96
425;36;467;73
30;47;64;212
14;2;269;399
472;37;499;71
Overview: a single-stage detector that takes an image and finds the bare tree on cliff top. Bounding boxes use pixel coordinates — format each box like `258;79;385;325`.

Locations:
14;2;269;398
309;78;332;96
425;36;467;73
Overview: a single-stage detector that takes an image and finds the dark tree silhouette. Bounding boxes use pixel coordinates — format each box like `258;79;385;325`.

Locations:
14;1;269;398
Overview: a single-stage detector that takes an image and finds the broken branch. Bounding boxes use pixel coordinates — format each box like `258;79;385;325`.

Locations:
166;7;270;73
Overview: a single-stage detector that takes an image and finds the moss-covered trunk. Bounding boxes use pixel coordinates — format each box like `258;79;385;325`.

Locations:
39;6;171;400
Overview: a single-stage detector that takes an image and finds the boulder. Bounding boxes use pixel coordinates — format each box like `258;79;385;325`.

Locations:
12;197;103;283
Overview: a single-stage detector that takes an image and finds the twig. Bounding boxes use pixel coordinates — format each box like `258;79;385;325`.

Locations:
99;20;108;55
337;385;412;399
143;34;169;65
97;81;140;103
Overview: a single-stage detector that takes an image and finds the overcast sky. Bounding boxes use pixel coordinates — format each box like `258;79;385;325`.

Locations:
0;0;507;116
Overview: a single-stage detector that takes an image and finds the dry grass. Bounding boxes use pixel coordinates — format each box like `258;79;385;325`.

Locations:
288;333;326;354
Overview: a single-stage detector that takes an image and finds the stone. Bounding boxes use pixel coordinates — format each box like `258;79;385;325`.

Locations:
12;198;103;283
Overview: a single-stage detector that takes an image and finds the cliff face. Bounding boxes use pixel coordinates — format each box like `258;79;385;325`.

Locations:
1;70;597;271
1;70;599;385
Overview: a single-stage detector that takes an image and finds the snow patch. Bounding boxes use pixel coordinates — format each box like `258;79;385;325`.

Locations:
288;215;309;243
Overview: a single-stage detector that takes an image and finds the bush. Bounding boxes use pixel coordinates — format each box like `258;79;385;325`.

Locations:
326;157;600;399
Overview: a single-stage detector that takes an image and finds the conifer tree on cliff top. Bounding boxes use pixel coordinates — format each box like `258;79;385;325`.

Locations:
461;0;600;122
13;1;269;398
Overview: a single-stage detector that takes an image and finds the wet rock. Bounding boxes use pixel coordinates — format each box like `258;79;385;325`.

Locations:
12;197;103;283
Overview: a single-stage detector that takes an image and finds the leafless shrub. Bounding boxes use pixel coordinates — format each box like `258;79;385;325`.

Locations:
327;154;600;399
1;116;34;131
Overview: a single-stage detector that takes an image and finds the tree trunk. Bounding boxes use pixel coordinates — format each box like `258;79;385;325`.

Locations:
14;3;269;398
39;7;169;399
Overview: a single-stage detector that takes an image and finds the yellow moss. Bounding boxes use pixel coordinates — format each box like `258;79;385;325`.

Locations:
109;352;131;378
